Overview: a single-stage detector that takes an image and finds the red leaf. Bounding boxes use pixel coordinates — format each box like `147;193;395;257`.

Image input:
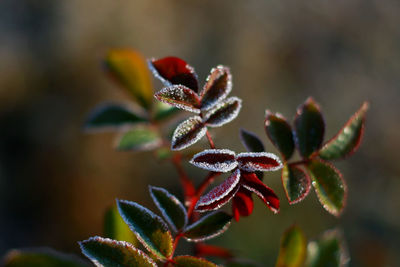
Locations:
171;116;206;151
200;65;232;110
149;57;199;92
203;97;242;127
195;169;241;212
236;152;282;172
190;149;237;172
241;172;280;213
195;243;233;259
232;188;254;221
154;85;200;113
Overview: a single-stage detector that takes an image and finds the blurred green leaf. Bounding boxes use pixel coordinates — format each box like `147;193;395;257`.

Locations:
153;101;179;121
79;236;156;267
184;211;232;242
294;98;325;158
307;159;347;216
3;248;88;267
265;111;295;160
117;200;173;260
318;102;368;160
275;225;307;267
85;103;147;131
105;49;153;110
240;128;265;153
173;256;217;267
155;147;172;160
149;186;188;232
282;164;311;204
104;205;137;245
116;125;162;151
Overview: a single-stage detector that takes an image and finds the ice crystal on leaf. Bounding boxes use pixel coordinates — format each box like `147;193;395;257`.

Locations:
190;149;237;172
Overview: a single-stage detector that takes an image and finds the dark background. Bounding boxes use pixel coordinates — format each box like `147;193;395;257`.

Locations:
0;0;399;266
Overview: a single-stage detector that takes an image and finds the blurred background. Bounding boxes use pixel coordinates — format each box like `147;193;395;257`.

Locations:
0;0;399;266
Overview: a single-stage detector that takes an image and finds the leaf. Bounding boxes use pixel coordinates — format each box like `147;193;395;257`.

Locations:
84;103;147;132
79;236;156;267
173;256;218;267
236;152;282;172
149;186;188;232
241;172;280;213
195;243;233;259
171;116;206;151
265;111;295;160
105;49;153;110
275;225;307;267
281;164;311;204
200;65;232;110
117;200;173;260
318;102;369;160
184;211;232;242
3;248;88;267
153;101;179;121
294;98;325;158
148;56;199;92
104;205;137;245
232;188;254;221
154;85;201;113
195;169;241;212
190;149;237;172
116;125;162;151
305;229;349;267
204;97;242;127
240;128;265;153
306;159;347;216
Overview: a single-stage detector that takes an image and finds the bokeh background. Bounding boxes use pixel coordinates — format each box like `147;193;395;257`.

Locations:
1;0;399;266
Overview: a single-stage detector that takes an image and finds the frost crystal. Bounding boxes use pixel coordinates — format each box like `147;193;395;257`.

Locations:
204;97;242;127
190;149;237;172
154;85;200;114
200;65;232;111
171;116;206;150
236;152;283;172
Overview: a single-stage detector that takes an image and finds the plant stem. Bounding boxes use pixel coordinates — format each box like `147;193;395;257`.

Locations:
171;153;196;200
205;130;215;149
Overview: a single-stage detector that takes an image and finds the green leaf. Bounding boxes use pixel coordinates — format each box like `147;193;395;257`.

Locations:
149;186;188;232
318;102;369;160
153;101;179;121
104;205;137;245
275;225;307;267
294;98;325;158
116;125;162;151
117;200;173;260
3;248;88;267
105;49;153;110
305;229;349;267
265;111;295;160
84;103;147;131
281;164;311;204
184;211;232;242
173;256;218;267
307;159;347;216
240;128;265;153
79;236;156;267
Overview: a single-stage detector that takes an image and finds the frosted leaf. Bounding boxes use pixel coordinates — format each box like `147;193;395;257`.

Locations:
236;152;283;172
189;149;237;172
171;116;206;150
282;164;311;204
154;85;200;113
200;65;232;111
195;169;241;212
204;97;242;127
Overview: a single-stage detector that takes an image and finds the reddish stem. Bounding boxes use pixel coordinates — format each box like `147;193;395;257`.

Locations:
205;130;215;149
172;153;196;199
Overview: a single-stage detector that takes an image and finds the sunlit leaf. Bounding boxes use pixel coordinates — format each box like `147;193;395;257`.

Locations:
3;248;88;267
236;152;282;172
105;49;153;110
294;98;325;158
200;65;232;110
281;164;311;204
116;125;162;151
232;187;254;221
104;205;137;245
149;186;187;232
148;57;199;92
265;111;295;161
275;225;307;267
117;200;173;260
79;236;156;267
195;169;241;212
184;211;232;242
241;172;280;213
171;116;206;151
173;256;218;267
153;101;179;121
307;159;347;216
190;149;237;172
204;97;242;127
154;85;201;113
319;102;369;160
